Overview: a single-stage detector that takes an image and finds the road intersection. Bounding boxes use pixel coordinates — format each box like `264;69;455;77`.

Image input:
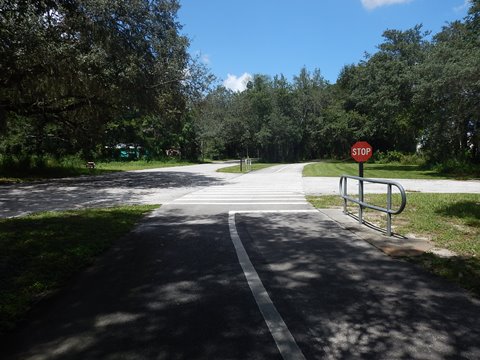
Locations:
2;163;480;359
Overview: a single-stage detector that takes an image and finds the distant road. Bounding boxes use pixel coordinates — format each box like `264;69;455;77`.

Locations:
304;176;480;194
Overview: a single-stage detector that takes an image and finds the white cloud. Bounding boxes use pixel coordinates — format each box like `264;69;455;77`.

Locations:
454;0;471;12
361;0;413;10
223;73;253;92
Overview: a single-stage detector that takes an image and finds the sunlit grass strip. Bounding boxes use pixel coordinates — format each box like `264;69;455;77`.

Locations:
303;161;448;179
0;205;158;334
95;159;199;171
216;163;277;173
308;193;479;256
0;160;201;183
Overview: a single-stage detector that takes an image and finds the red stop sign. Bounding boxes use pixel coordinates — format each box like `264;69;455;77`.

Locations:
351;141;373;162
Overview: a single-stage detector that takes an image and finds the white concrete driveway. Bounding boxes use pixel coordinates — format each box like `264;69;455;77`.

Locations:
303;176;480;195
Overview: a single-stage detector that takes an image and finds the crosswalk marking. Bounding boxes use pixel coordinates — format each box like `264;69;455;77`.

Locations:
169;185;308;206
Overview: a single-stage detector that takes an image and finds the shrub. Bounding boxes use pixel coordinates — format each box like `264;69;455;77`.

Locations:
399;153;425;166
59;155;85;169
373;151;425;165
432;159;480;177
374;150;404;163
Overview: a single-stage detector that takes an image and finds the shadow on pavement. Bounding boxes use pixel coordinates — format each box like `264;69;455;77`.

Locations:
2;211;281;360
0;172;226;218
3;210;480;359
237;212;480;359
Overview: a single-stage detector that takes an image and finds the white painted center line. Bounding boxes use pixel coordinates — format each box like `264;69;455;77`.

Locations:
229;210;316;360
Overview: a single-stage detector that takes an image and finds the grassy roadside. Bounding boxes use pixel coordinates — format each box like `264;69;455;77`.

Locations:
95;160;199;171
307;193;480;297
216;163;277;173
0;160;200;184
303;161;479;180
0;205;158;334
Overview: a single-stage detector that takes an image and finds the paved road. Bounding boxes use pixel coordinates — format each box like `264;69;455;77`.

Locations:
304;177;480;195
2;164;480;359
0;163;238;218
1;163;479;218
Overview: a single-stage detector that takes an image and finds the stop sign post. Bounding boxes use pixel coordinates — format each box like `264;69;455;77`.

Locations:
351;141;373;225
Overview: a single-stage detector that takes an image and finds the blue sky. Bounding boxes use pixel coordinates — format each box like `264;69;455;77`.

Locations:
178;0;471;90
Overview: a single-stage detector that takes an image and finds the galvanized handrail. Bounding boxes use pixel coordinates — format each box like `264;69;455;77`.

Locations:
339;175;407;236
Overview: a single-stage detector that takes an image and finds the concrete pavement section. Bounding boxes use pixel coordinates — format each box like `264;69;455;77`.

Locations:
303;176;480;195
320;208;437;257
2;163;480;359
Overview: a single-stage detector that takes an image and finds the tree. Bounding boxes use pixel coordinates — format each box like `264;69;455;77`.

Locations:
337;26;429;153
0;0;192;158
414;2;480;163
292;67;329;159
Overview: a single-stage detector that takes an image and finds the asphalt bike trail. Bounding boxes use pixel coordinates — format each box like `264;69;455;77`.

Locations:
3;164;480;359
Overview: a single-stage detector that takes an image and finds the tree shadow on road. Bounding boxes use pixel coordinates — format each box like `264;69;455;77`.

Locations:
236;212;480;359
2;210;480;359
1;211;282;360
0;171;226;218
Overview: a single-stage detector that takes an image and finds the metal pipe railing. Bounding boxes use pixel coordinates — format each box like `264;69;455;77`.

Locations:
339;175;407;236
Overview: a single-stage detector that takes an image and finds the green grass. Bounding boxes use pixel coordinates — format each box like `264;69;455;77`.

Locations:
0;165;109;184
216;163;277;173
0;159;200;184
409;254;480;298
303;161;477;179
308;193;480;296
95;159;199;171
0;205;158;334
307;195;345;209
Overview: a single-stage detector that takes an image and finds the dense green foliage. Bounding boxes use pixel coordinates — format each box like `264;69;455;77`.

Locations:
0;0;212;162
194;2;480;165
1;1;478;167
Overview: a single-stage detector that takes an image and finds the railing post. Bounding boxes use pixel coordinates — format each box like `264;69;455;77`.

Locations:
358;178;364;224
387;184;392;236
339;175;406;237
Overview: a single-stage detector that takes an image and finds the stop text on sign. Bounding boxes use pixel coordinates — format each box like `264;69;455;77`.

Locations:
352;148;371;156
351;141;373;163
